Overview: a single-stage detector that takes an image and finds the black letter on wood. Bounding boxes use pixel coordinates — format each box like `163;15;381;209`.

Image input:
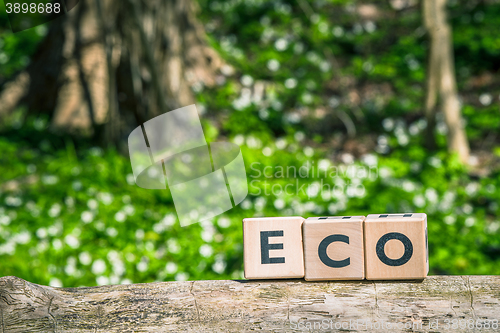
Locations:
376;232;413;266
318;234;350;268
260;231;285;264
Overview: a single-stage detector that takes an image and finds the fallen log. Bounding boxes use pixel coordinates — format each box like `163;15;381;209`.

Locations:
0;275;498;332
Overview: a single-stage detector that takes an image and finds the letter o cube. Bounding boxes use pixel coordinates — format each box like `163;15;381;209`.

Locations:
364;213;428;280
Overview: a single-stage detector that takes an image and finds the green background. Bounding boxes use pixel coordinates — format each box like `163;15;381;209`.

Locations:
1;0;500;287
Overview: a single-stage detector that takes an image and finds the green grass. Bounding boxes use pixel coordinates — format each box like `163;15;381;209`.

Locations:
1;117;499;287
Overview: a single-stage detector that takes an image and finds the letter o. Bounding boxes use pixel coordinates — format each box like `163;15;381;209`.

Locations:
376;232;413;266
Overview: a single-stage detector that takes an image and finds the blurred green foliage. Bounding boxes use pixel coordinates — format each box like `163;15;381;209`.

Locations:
1;0;500;286
0;3;48;84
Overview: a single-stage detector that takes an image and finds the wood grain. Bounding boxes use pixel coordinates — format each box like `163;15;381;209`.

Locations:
1;275;499;332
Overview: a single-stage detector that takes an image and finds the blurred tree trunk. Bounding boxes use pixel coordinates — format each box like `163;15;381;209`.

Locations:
423;0;470;164
0;0;222;148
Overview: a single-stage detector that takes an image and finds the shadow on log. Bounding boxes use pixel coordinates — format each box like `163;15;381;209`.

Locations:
0;275;499;332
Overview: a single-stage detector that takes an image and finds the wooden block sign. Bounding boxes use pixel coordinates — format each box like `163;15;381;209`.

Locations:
303;216;365;281
364;213;428;280
243;217;305;279
243;213;429;281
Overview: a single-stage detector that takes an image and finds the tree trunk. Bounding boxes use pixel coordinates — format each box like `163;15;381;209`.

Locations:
1;275;499;332
0;0;222;146
423;0;470;164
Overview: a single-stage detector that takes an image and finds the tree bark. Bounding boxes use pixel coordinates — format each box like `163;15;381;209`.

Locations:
1;275;499;332
0;0;222;144
423;0;470;164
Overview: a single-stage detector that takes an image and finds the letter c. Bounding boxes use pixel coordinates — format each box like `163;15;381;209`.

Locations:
318;234;350;268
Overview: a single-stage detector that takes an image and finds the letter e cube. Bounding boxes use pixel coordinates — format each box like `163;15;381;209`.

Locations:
243;217;305;279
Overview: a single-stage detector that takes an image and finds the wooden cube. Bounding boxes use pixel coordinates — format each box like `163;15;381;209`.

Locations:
243;217;304;279
303;216;365;281
364;213;428;280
